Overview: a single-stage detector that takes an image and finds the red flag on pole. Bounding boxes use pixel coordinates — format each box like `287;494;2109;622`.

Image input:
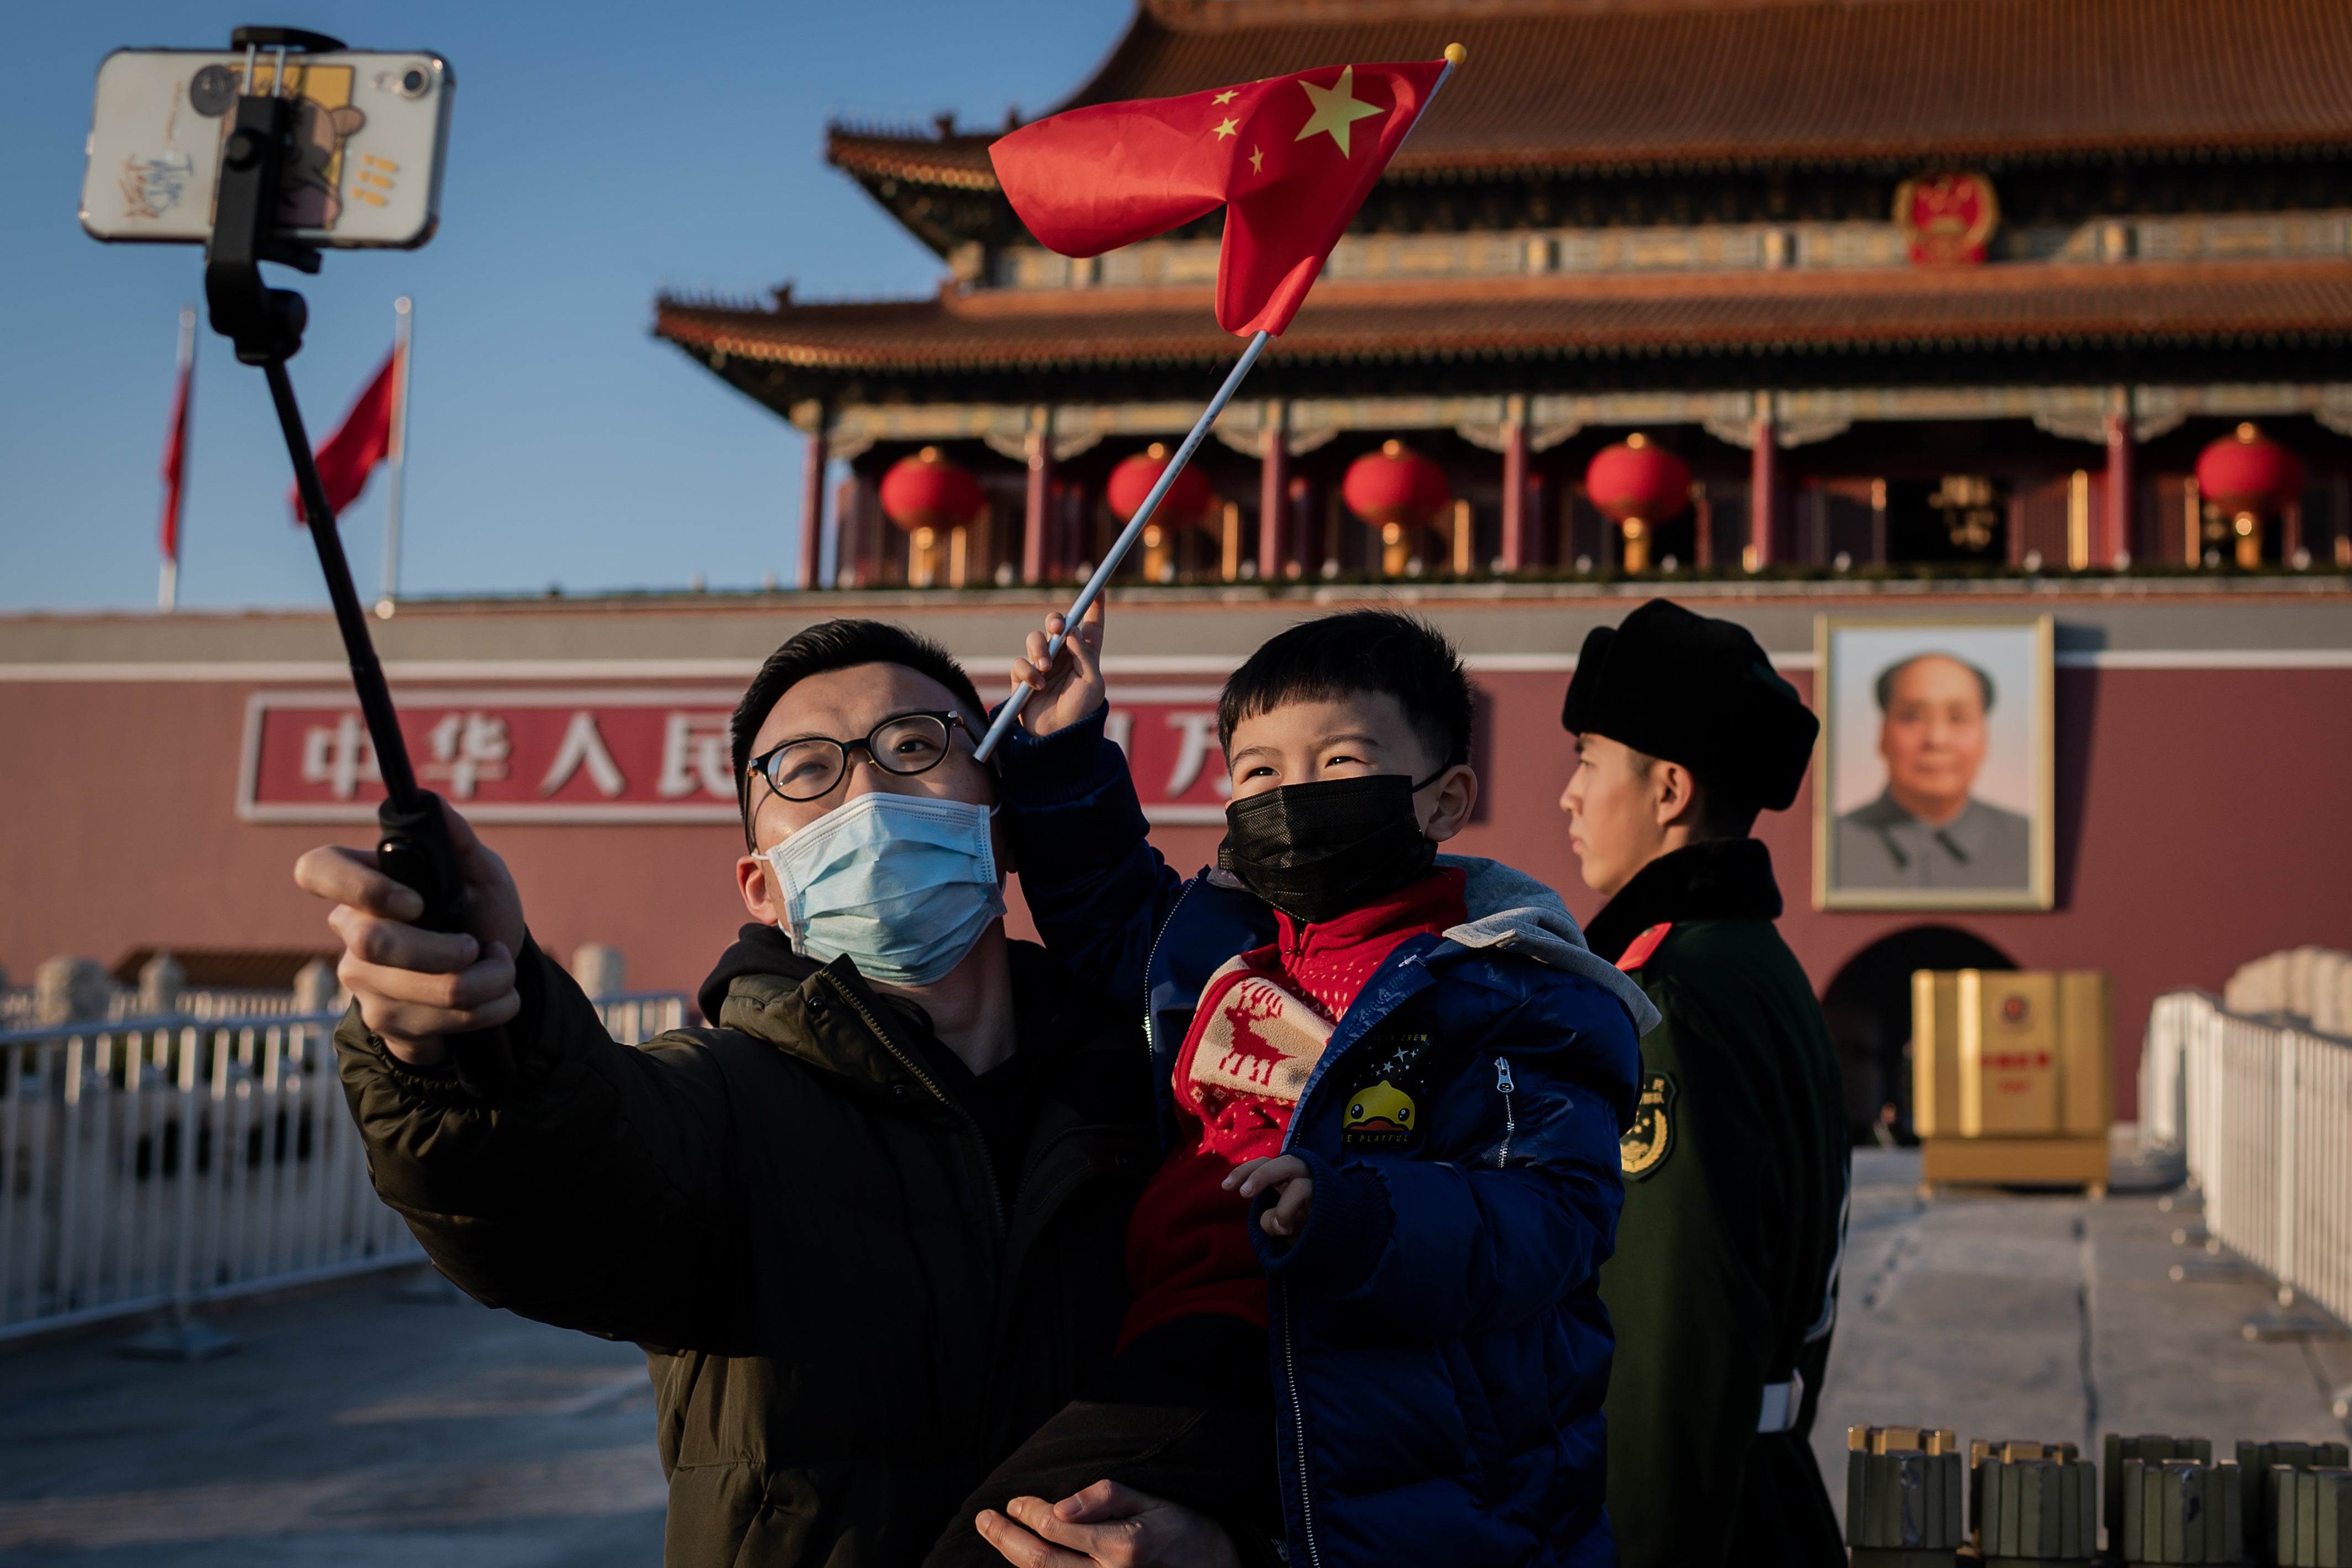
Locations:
159;321;194;565
291;345;401;523
990;56;1451;337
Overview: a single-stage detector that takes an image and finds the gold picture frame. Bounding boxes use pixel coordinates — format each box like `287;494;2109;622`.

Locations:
1812;613;2055;912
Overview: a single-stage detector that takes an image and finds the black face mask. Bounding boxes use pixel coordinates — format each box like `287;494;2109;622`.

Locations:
1218;771;1445;925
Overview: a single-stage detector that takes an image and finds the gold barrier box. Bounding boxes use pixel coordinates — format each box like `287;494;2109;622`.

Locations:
1913;970;2112;1195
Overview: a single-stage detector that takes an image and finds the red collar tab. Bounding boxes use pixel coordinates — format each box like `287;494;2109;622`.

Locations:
1615;923;1673;973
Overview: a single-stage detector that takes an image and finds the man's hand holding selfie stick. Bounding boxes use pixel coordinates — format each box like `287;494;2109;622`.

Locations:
293;806;524;1065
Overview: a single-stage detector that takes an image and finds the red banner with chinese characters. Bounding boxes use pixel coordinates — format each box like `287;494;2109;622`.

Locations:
237;686;1240;827
240;690;745;823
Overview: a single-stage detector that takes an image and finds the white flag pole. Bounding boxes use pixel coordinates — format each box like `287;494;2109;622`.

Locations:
376;296;414;618
971;43;1464;764
159;303;196;613
974;331;1267;761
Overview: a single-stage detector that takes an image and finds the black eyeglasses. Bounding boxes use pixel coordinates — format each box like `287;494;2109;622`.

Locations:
747;711;979;804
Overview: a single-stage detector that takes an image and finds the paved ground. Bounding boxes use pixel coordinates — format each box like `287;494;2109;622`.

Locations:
1813;1147;2352;1525
1;1148;2344;1562
0;1274;663;1567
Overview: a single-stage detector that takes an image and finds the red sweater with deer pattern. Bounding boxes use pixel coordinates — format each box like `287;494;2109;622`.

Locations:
1118;867;1469;1347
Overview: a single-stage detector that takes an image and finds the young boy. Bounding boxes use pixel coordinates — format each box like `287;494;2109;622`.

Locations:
932;608;1657;1568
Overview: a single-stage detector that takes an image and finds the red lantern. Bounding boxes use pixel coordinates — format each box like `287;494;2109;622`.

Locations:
1585;434;1692;572
879;447;985;534
1342;441;1452;578
2196;423;2304;568
1342;440;1451;530
2195;424;2303;515
1106;443;1215;526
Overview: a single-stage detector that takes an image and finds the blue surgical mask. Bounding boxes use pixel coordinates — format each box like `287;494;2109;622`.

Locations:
763;791;1006;987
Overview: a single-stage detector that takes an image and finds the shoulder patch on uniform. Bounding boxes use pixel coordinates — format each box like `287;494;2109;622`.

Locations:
1615;922;1673;973
1620;1072;1676;1180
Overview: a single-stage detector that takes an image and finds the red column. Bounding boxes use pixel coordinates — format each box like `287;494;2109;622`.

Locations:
1499;407;1529;573
1748;408;1778;570
1022;411;1052;585
2103;408;2134;568
797;420;827;590
1258;402;1287;582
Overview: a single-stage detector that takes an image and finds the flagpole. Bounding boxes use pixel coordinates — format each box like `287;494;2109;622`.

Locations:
972;42;1466;764
159;303;196;613
376;296;413;618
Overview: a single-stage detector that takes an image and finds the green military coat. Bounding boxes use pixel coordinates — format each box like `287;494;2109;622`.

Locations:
1584;840;1850;1568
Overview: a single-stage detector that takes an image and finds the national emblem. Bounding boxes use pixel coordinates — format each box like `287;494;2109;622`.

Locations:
1619;1072;1676;1179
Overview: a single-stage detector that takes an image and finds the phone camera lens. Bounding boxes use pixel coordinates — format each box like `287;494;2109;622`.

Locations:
398;67;428;98
190;64;237;117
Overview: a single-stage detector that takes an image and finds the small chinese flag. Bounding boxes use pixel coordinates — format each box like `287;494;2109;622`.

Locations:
159;346;194;564
291;343;403;523
991;55;1452;337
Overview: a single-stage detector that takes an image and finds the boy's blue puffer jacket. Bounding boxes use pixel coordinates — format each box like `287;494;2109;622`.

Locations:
996;710;1660;1568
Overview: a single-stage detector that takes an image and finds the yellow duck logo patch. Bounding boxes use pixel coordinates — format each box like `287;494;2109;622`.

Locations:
1343;1079;1417;1150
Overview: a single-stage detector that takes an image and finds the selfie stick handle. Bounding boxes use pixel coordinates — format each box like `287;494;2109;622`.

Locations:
969;45;1464;766
972;328;1269;764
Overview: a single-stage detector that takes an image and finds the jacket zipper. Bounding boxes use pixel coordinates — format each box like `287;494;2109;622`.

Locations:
1140;880;1196;1044
1493;1055;1516;1168
1279;1285;1324;1568
823;975;1007;1231
1139;880;1196;1071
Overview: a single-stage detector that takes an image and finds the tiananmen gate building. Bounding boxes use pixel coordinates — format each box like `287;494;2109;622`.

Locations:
657;0;2352;589
4;0;2350;1145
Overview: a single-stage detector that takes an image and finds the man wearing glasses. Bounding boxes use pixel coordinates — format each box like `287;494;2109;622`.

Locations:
296;619;1243;1568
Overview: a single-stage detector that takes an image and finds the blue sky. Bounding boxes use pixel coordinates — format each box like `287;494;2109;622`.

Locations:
1;1;1121;611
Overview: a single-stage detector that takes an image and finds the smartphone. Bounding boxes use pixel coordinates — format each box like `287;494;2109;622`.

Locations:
83;49;453;249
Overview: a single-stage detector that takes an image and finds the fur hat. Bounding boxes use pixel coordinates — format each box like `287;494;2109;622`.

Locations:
1558;599;1819;812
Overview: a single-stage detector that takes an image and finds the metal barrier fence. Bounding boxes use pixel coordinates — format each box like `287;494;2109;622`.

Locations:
2144;990;2352;1325
0;993;688;1341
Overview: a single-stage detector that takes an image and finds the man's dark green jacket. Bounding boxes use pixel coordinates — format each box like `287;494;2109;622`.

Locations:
334;929;1157;1568
1583;840;1850;1568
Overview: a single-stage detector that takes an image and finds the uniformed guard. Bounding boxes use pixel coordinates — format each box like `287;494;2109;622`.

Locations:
1556;599;1849;1567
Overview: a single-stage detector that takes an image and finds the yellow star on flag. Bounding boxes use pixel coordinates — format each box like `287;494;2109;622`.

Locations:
1213;117;1240;140
1293;65;1384;158
1248;145;1264;174
1212;89;1240;105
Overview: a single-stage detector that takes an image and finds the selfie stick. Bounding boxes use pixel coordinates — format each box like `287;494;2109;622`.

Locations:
969;43;1465;765
204;27;515;1094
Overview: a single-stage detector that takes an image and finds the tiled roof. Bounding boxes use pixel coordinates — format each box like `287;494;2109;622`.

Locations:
657;261;2352;376
826;0;2352;185
827;128;1001;190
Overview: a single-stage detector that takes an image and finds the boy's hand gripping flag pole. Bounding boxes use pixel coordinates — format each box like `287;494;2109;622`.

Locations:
973;43;1465;763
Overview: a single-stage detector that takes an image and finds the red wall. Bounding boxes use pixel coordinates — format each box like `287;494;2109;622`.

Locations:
7;665;2349;1118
